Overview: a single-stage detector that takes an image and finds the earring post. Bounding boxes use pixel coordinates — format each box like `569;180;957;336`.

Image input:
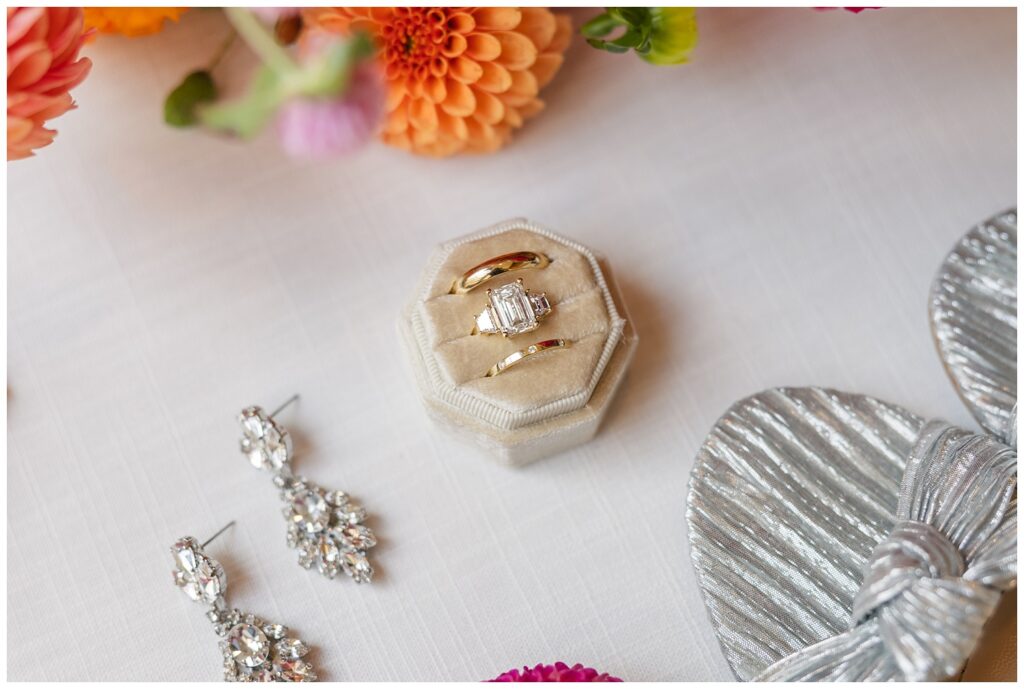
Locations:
202;520;236;548
269;394;300;419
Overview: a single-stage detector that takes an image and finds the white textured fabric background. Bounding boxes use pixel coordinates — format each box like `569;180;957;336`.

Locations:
6;7;1016;682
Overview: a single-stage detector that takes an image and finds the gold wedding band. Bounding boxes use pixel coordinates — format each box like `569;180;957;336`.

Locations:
450;251;550;295
485;339;572;378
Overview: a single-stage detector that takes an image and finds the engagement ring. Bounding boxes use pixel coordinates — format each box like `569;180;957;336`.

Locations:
472;278;552;337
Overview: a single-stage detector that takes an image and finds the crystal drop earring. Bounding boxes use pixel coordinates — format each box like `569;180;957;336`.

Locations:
238;395;378;583
170;522;318;682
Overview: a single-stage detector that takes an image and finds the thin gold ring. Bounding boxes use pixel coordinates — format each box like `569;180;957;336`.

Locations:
449;251;550;295
485;339;572;378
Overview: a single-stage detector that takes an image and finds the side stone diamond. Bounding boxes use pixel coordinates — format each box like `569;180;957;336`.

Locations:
475;307;498;335
530;292;551;317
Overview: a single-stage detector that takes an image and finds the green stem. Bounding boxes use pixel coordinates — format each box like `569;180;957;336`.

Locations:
224;7;296;76
207;30;237;73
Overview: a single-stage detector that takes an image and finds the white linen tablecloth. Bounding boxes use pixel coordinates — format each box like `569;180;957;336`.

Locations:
6;7;1016;681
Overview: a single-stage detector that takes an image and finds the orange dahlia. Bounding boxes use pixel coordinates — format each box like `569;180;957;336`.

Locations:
7;7;92;160
302;7;571;157
83;7;187;38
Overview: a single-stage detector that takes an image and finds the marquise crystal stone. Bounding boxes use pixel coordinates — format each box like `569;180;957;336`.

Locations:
476;281;551;336
274;658;317;682
263;624;286;640
276;638;310;659
342;550;374;584
336;504;366;525
195;559;225;602
297;541;317;569
325;490;348;507
171;537;225;605
174;541;198;573
320;535;340;560
278;475;377;583
239;406;291;471
338;525;377;550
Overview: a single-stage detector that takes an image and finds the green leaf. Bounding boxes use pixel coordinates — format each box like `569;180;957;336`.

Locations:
586;38;630;54
164;70;218;128
608;27;644;50
611;7;650;29
580;12;621;38
583;7;699;66
199;65;285;138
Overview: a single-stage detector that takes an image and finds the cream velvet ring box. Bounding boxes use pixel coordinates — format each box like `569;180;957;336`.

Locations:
399;218;638;466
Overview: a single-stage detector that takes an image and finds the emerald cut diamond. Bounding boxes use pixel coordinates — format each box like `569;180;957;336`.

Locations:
475;280;552;337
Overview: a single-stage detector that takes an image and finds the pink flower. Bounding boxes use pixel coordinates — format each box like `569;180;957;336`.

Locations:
275;64;384;159
490;663;622;682
7;7;92;160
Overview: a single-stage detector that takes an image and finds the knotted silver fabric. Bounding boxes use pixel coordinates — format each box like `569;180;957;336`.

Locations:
756;421;1016;681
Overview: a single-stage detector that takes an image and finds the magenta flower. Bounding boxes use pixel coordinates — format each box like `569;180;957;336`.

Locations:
275;64;384;159
490;663;622;682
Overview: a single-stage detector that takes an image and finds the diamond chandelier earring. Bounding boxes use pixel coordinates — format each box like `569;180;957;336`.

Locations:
238;395;378;583
170;522;318;682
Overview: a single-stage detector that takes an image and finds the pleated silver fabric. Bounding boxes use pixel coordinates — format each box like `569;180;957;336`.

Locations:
930;209;1017;445
686;388;1017;681
757;421;1016;681
686;388;922;680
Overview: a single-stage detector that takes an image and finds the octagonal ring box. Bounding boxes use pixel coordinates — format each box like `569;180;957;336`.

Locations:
399;218;638;466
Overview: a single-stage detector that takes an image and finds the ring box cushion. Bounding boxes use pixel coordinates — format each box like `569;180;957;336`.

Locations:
401;218;636;465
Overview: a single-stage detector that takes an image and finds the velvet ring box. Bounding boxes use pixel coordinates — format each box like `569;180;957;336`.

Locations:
399;218;638;466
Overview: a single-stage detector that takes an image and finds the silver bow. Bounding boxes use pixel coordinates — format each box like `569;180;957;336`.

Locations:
756;421;1016;681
